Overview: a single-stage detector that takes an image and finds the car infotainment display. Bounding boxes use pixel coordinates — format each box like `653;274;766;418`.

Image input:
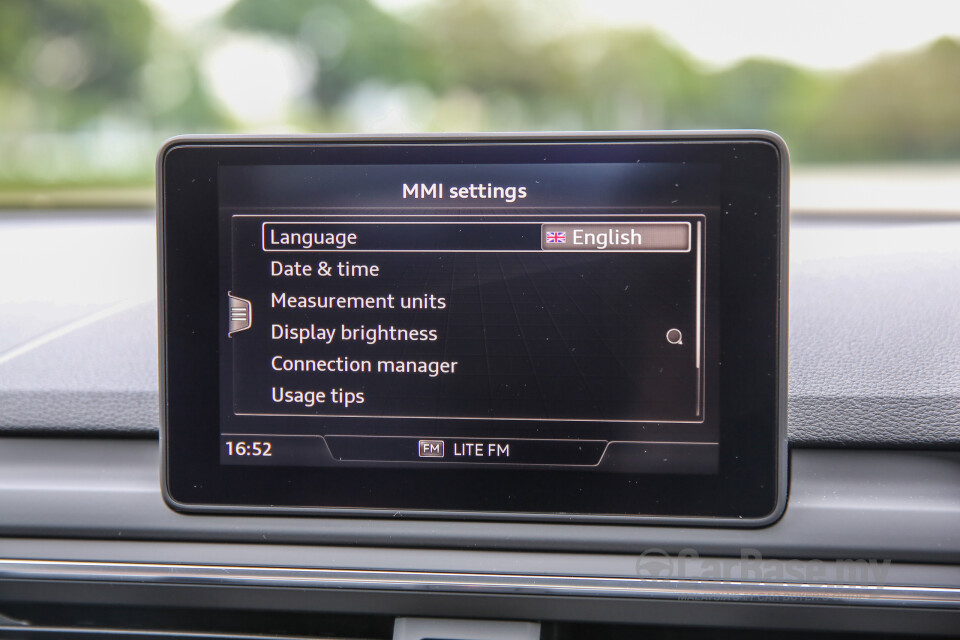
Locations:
159;132;788;524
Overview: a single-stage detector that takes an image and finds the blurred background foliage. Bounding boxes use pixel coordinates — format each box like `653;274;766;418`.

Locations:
1;0;959;191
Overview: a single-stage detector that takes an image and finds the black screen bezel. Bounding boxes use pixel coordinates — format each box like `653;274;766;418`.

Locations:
159;133;787;525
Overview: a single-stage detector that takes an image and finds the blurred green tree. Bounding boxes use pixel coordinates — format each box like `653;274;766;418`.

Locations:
2;0;959;192
803;37;960;161
0;0;153;126
224;0;432;109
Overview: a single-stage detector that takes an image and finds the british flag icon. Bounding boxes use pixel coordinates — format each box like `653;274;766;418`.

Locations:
545;231;566;244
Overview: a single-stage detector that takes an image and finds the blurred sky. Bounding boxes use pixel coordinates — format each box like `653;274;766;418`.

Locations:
141;0;960;132
4;0;959;195
149;0;960;70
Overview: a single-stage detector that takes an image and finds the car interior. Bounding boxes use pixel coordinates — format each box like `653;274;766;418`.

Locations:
0;2;958;639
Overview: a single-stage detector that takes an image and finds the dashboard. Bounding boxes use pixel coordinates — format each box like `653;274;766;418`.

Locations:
0;157;958;637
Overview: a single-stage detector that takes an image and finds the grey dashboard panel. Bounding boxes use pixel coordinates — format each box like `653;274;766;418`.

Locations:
0;438;957;563
1;441;959;635
1;212;958;446
1;208;959;632
1;540;959;635
788;217;960;447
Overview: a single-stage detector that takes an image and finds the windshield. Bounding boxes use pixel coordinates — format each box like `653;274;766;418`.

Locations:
1;0;958;212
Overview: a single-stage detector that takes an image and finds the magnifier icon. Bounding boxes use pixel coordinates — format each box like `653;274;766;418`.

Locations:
666;328;683;345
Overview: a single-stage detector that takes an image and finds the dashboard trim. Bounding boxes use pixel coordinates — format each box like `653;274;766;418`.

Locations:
2;559;958;610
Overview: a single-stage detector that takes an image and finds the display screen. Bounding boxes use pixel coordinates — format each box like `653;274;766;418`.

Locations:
160;135;787;523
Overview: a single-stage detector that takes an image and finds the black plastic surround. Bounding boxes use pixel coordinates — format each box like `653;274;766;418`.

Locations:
159;132;787;524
